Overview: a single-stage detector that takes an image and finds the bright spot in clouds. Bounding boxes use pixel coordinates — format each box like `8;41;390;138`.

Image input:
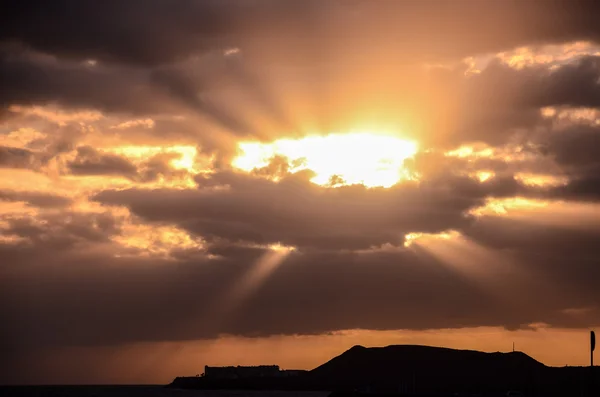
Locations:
472;171;495;182
470;197;550;216
112;221;204;259
109;145;199;171
404;230;460;247
232;132;418;188
445;145;494;159
515;173;569;187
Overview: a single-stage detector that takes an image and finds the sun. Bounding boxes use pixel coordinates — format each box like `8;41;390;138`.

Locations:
232;132;418;188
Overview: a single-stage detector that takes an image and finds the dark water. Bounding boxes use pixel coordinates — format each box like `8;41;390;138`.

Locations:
0;387;331;397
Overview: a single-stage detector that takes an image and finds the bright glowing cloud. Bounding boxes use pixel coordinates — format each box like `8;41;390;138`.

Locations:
110;118;155;130
476;200;600;229
469;197;550;216
445;144;494;159
540;106;600;126
0;128;46;147
8;105;103;125
108;145;199;172
471;171;495;182
232;132;418;188
497;41;600;70
112;219;205;259
57;145;211;190
515;173;569;187
404;230;460;247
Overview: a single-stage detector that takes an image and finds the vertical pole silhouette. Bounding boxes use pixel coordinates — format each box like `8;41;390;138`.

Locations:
592;331;596;367
591;331;596;397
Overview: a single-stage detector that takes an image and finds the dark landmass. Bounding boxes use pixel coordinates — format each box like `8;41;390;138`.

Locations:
169;344;599;396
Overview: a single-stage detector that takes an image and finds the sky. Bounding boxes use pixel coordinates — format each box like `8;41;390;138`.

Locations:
2;0;600;385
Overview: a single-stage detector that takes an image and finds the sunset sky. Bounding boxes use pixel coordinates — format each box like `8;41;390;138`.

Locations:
2;0;600;385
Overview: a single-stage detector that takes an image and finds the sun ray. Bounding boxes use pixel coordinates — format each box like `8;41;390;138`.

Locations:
405;231;538;310
204;243;296;334
221;244;295;311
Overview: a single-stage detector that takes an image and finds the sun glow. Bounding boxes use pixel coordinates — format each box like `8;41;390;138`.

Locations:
232;133;418;188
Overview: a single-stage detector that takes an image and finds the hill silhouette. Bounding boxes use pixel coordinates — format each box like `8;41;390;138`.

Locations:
169;344;598;396
306;345;550;394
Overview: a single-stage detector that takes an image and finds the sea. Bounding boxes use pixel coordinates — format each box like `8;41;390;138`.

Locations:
0;387;332;397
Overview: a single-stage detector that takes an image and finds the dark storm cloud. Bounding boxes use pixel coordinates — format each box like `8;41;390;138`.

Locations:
2;223;600;353
0;47;284;140
2;1;600;67
150;51;297;137
68;146;138;178
92;169;536;251
0;49;171;115
524;120;600;200
414;103;600;203
423;55;600;147
461;214;600;318
67;146;190;182
0;145;36;168
0;248;495;348
0;0;232;66
461;56;600;110
150;65;259;137
552;174;600;201
0;189;72;208
1;161;599;353
464;214;600;256
1;210;120;248
544;124;600;169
